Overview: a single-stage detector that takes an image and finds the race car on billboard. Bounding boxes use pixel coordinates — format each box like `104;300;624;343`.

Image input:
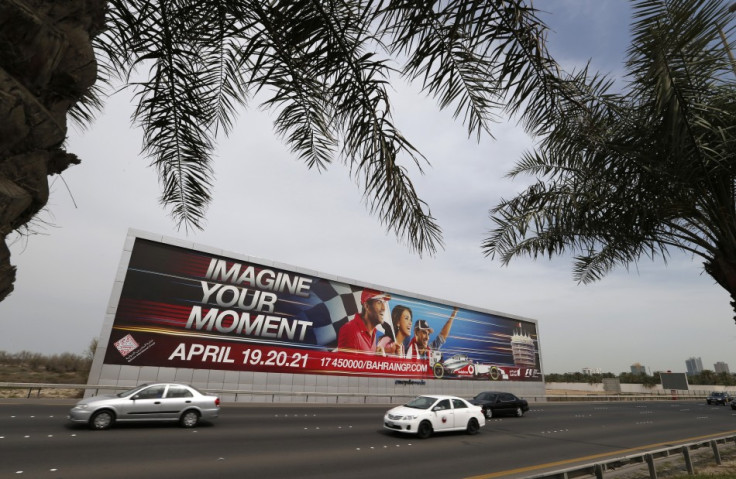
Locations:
430;352;509;380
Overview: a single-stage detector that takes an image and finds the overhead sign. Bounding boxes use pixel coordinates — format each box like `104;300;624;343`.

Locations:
103;238;541;380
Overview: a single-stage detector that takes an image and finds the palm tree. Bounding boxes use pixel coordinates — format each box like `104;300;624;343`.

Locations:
0;0;578;302
483;0;736;322
0;0;106;300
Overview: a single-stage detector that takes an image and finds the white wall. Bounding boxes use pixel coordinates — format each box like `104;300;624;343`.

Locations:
547;382;735;396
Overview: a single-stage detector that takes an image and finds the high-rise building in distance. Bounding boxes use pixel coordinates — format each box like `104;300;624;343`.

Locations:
630;363;646;375
685;357;703;376
714;362;730;374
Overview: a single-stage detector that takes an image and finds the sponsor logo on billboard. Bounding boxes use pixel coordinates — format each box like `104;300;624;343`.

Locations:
114;334;139;357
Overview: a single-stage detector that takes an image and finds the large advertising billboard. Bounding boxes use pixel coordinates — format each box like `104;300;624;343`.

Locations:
103;238;541;381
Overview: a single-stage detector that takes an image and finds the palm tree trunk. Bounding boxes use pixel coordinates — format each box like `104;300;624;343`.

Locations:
704;252;736;324
0;0;105;301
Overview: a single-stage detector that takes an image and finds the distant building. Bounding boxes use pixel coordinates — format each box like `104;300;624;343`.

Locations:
630;363;646;375
685;357;703;376
582;367;602;375
714;362;730;374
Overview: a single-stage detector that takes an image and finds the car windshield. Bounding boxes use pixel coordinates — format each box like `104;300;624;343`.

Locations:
405;396;438;410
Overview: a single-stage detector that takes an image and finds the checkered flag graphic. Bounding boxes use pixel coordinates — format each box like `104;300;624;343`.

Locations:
304;281;362;348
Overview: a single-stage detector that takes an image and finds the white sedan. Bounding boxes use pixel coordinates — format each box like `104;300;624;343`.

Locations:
383;395;485;438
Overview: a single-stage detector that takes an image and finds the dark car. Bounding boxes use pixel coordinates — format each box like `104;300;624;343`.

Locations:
731;399;736;410
470;391;529;419
706;391;731;405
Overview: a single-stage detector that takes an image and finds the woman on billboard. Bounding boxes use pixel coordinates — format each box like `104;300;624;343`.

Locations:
377;305;413;357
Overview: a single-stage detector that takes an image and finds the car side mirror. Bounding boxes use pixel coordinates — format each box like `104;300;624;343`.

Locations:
433;406;443;412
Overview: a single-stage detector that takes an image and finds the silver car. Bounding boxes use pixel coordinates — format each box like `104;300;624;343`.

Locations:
68;383;220;430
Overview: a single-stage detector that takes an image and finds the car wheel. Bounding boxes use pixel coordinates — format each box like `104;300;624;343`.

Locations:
417;420;432;439
89;410;114;430
466;418;480;435
180;410;200;428
484;408;493;419
515;407;524;417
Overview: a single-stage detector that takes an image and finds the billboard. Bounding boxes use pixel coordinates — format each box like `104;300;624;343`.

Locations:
660;372;689;390
102;238;541;381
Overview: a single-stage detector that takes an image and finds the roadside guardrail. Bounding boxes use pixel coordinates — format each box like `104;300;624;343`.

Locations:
526;434;736;479
0;382;710;404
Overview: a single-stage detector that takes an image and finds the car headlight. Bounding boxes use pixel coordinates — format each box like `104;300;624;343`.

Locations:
403;415;418;420
73;404;89;410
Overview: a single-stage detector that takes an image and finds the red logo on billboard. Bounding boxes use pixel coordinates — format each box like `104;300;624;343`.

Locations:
114;334;140;357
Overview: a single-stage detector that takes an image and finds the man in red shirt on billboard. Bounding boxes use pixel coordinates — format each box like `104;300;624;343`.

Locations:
337;289;390;354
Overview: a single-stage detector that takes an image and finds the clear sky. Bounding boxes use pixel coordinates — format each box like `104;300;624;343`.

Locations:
2;1;734;375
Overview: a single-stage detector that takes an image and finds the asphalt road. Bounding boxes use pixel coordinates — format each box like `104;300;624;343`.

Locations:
1;399;735;478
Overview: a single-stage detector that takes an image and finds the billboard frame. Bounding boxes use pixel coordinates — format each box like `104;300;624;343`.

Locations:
87;229;545;403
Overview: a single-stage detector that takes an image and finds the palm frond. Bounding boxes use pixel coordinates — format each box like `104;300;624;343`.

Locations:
484;0;736;295
245;0;340;170
68;82;107;130
129;1;220;229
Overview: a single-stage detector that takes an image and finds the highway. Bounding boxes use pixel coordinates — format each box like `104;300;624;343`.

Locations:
1;399;735;478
